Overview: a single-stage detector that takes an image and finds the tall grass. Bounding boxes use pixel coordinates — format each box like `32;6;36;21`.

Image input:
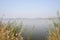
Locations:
48;10;60;40
0;21;24;40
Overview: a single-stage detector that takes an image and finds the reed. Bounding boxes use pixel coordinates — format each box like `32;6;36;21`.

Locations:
0;21;24;40
48;10;60;40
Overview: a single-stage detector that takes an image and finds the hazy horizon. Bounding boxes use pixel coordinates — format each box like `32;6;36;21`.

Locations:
0;0;60;18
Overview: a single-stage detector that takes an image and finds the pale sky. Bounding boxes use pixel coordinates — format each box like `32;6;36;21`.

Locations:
0;0;60;18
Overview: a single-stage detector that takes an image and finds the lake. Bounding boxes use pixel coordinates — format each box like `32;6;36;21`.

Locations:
1;18;54;40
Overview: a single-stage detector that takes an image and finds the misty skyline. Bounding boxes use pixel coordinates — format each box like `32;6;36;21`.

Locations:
0;0;60;18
